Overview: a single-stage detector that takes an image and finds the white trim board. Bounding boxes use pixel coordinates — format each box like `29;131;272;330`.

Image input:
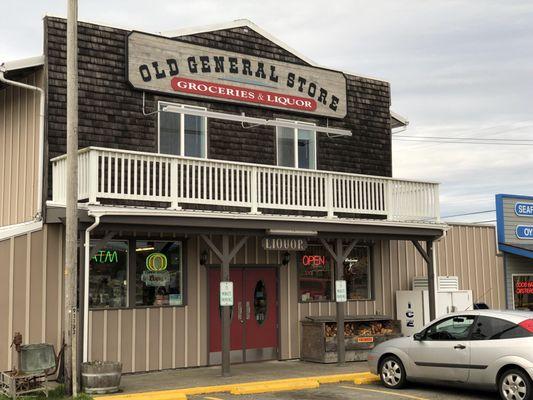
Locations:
0;220;43;241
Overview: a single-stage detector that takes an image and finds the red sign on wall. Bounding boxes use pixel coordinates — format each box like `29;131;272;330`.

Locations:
515;280;533;295
171;77;317;112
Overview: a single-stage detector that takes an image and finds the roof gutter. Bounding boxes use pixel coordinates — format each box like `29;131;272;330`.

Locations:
0;62;45;221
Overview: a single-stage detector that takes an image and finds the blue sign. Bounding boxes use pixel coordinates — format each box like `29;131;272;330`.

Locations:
516;225;533;240
515;202;533;217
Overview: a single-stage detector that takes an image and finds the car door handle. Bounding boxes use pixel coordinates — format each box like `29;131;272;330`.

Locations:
454;344;466;350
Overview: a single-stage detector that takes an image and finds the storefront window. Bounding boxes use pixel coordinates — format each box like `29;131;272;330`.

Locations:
344;246;371;301
513;275;533;311
159;102;206;158
136;241;183;306
298;246;332;301
89;241;128;309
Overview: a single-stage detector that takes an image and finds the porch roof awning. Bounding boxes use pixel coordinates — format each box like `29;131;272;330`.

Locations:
48;204;448;241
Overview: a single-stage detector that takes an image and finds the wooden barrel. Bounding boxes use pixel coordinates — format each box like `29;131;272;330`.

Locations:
81;361;122;394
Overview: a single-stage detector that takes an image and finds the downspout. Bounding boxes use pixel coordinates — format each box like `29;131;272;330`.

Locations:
0;64;45;221
83;215;101;362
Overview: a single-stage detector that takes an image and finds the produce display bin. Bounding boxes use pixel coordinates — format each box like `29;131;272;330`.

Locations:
300;315;402;363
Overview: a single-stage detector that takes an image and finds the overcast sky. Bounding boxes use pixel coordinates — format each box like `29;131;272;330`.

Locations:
2;0;532;223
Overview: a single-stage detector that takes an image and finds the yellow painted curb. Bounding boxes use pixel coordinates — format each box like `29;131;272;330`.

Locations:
231;380;319;395
353;373;380;385
94;371;375;400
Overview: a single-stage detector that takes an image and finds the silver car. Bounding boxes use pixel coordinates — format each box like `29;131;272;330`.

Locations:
368;310;533;400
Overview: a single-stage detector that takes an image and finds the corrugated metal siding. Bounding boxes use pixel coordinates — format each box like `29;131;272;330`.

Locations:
505;253;533;308
0;224;64;371
0;69;43;227
88;224;505;370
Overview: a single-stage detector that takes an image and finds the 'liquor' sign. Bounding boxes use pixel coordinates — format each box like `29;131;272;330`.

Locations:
127;32;347;118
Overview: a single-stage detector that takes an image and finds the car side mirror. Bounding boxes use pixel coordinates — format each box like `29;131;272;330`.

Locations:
413;332;423;341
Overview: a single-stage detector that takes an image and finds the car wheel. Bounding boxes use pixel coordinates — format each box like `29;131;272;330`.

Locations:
379;355;407;389
499;369;532;400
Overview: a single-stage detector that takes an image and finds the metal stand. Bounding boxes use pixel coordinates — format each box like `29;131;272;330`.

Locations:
0;371;49;400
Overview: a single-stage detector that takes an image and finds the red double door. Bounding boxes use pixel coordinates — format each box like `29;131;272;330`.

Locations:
209;267;278;364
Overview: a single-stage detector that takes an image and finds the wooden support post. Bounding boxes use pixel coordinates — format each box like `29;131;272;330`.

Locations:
320;238;358;365
201;235;248;377
412;240;436;321
221;236;231;377
335;239;345;365
426;240;436;321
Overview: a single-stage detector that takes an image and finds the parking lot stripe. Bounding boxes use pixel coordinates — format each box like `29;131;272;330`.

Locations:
204;397;224;400
341;385;429;400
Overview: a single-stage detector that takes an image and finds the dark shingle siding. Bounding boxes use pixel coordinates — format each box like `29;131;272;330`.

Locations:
45;17;392;198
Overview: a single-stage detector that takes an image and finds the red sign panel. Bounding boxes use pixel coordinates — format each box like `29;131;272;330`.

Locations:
171;77;317;113
357;337;374;343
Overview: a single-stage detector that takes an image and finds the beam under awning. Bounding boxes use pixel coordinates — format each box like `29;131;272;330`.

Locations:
162;104;352;137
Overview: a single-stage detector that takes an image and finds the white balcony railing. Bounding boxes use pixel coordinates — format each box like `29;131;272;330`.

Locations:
51;147;440;221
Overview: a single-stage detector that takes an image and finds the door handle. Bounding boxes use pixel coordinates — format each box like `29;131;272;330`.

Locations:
246;301;251;320
454;344;466;350
238;301;243;322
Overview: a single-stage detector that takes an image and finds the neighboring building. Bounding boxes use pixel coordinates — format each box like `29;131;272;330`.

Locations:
496;194;533;311
0;17;504;373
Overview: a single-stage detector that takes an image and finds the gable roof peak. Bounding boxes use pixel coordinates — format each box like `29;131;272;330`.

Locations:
160;19;318;66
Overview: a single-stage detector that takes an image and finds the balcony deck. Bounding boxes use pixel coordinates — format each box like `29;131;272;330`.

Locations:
50;147;440;223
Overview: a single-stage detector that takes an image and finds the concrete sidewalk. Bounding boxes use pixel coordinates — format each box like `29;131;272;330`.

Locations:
115;360;371;394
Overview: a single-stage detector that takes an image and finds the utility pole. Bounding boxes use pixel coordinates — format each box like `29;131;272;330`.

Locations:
65;0;79;395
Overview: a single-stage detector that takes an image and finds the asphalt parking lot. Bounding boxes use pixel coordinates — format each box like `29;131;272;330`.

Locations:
189;381;498;400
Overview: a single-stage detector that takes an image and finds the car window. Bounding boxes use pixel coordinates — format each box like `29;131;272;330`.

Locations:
424;315;475;341
471;316;532;340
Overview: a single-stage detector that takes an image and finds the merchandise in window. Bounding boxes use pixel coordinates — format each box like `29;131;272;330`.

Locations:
159;103;206;158
276;122;316;169
298;246;332;302
136;241;183;306
343;246;371;300
88;241;128;309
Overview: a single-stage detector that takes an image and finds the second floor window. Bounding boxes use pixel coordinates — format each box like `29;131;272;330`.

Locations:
159;102;207;158
276;121;316;169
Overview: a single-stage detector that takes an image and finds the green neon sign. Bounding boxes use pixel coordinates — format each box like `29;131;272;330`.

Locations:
91;250;119;264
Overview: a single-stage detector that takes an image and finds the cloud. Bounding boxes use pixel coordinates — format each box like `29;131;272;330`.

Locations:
1;0;532;222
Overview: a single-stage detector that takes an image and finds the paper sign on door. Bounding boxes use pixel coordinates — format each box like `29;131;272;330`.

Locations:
220;281;234;306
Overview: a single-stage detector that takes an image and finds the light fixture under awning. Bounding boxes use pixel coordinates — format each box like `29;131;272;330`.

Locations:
162;105;352;137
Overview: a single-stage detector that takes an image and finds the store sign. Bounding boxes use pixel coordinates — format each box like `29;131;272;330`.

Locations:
127;32;347;118
516;203;533;217
516;226;533;240
91;250;119;264
220;281;234;306
146;252;168;271
262;237;308;251
496;195;533;255
335;280;347;302
302;255;327;266
141;270;170;287
515;278;533;295
357;337;374;343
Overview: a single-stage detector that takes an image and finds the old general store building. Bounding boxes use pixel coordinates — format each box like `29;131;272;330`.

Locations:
0;17;505;374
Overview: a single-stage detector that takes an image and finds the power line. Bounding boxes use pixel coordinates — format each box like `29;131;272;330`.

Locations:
442;210;495;218
393;138;533;146
396;135;533;142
